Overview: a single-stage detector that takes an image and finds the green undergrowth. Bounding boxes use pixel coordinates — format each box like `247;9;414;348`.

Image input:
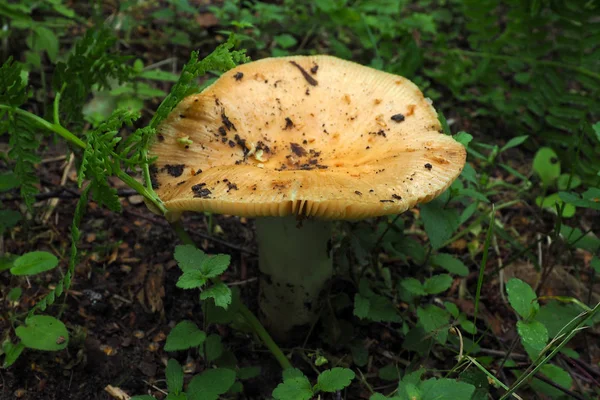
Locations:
1;1;600;399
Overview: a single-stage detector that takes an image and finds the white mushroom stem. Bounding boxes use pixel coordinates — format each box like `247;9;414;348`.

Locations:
255;216;332;339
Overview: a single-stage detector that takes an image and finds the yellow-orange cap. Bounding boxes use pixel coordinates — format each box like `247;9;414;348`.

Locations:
149;55;466;219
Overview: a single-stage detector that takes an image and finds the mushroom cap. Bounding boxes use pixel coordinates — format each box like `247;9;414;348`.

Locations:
149;55;466;220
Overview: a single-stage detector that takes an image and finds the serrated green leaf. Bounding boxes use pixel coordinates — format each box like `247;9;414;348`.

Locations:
166;359;184;394
176;270;207;289
174;245;207;272
354;293;370;319
16;315;68;351
444;301;459;318
204;334;223;362
164;320;206;351
315;368;355;392
424;274;453;294
283;368;305;381
11;251;59;276
200;254;230;278
400;278;427;296
506;278;539;320
421;196;460;250
431;253;469;276
272;376;313;400
187;368;236;400
417;305;450;344
200;282;232;309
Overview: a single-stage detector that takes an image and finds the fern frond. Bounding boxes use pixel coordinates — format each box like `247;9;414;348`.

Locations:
7;115;40;209
52;27;134;127
78;109;141;211
149;36;250;130
0;57;28;108
30;185;90;316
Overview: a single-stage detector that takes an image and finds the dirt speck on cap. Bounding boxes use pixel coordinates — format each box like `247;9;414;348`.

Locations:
290;143;307;157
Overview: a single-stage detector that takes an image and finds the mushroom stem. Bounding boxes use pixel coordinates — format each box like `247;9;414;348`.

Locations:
255;216;332;339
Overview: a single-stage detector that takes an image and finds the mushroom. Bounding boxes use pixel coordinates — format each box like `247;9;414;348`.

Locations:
149;55;466;339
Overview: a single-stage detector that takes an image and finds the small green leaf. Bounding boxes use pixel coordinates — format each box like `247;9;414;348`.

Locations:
350;342;368;367
378;364;401;381
444;301;459;318
164;320;206;351
532;364;572;398
130;396;157;400
593;122;600;143
200;254;230;278
353;294;370;319
557;174;581;190
431;253;469;276
176;270;207;289
274;34;298;49
238;366;261;380
11;251;59;276
166;359;184;394
174;245;207;272
315;367;355;392
400;278;427;296
16;315;68;351
28;26;59;62
0;210;22;232
283;368;306;381
204;334;223;362
506;278;539;320
7;287;22;302
272;376;313;400
200;282;232;309
421;196;460;250
453;132;473;148
0;172;20;191
517;320;548;359
424;274;453;294
417;305;450;344
0;255;16;272
500;135;528;152
187;368;236;400
2;342;25;368
533;147;560;188
591;256;600;274
420;378;475;400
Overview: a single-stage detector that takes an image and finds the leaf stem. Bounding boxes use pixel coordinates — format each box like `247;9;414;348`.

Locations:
238;303;293;370
169;219;292;370
0;105;86;149
53;83;67;125
116;171;167;215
